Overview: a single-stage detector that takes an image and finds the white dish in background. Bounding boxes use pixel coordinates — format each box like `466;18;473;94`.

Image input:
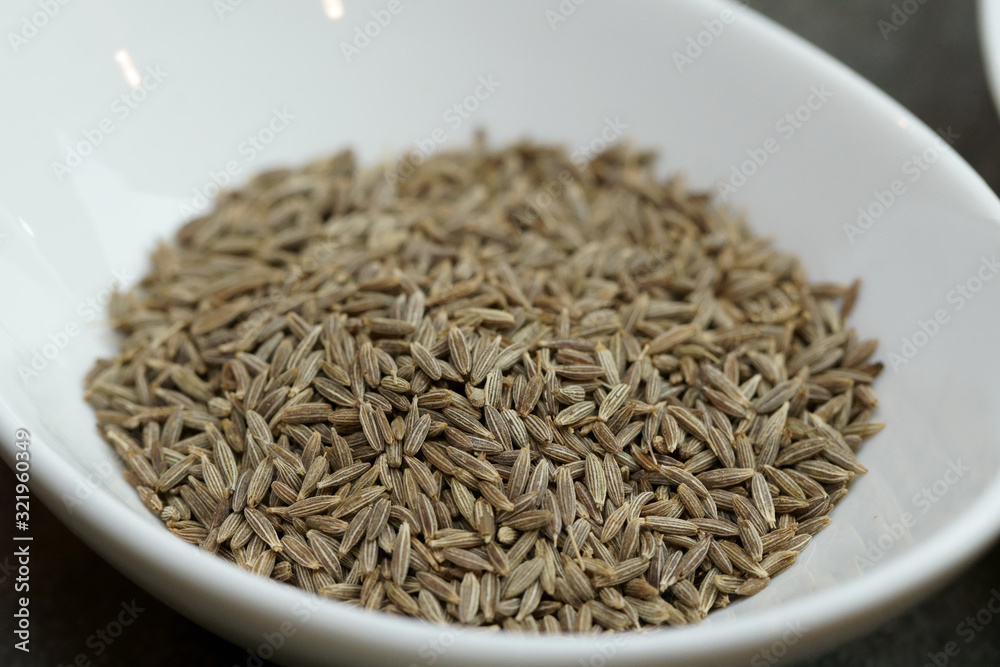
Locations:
980;0;1000;112
3;0;1000;665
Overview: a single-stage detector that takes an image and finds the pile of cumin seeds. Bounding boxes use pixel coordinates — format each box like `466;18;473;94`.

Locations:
84;139;884;633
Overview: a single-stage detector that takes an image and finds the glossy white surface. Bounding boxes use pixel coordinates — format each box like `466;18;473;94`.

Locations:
3;1;1000;665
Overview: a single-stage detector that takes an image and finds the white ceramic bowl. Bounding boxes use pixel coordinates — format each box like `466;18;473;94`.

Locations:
4;1;1000;665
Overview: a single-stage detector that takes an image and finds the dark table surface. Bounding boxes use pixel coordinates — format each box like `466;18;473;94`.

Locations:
4;1;1000;665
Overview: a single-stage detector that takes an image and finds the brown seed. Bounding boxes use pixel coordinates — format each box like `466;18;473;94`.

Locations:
448;327;472;376
643;516;700;536
554;401;595;426
281;534;322;569
584;453;607;507
410;342;442;381
244;506;282;552
282;495;340;518
442;547;494;572
696;467;755;489
156;455;196;493
307;530;344;580
459;572;481;623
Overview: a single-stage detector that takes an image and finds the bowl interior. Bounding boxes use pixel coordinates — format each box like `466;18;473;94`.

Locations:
3;0;1000;664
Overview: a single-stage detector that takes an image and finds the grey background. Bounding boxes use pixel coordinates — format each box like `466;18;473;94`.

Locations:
3;0;1000;665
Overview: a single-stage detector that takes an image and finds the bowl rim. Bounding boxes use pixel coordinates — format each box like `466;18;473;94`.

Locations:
5;0;1000;663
